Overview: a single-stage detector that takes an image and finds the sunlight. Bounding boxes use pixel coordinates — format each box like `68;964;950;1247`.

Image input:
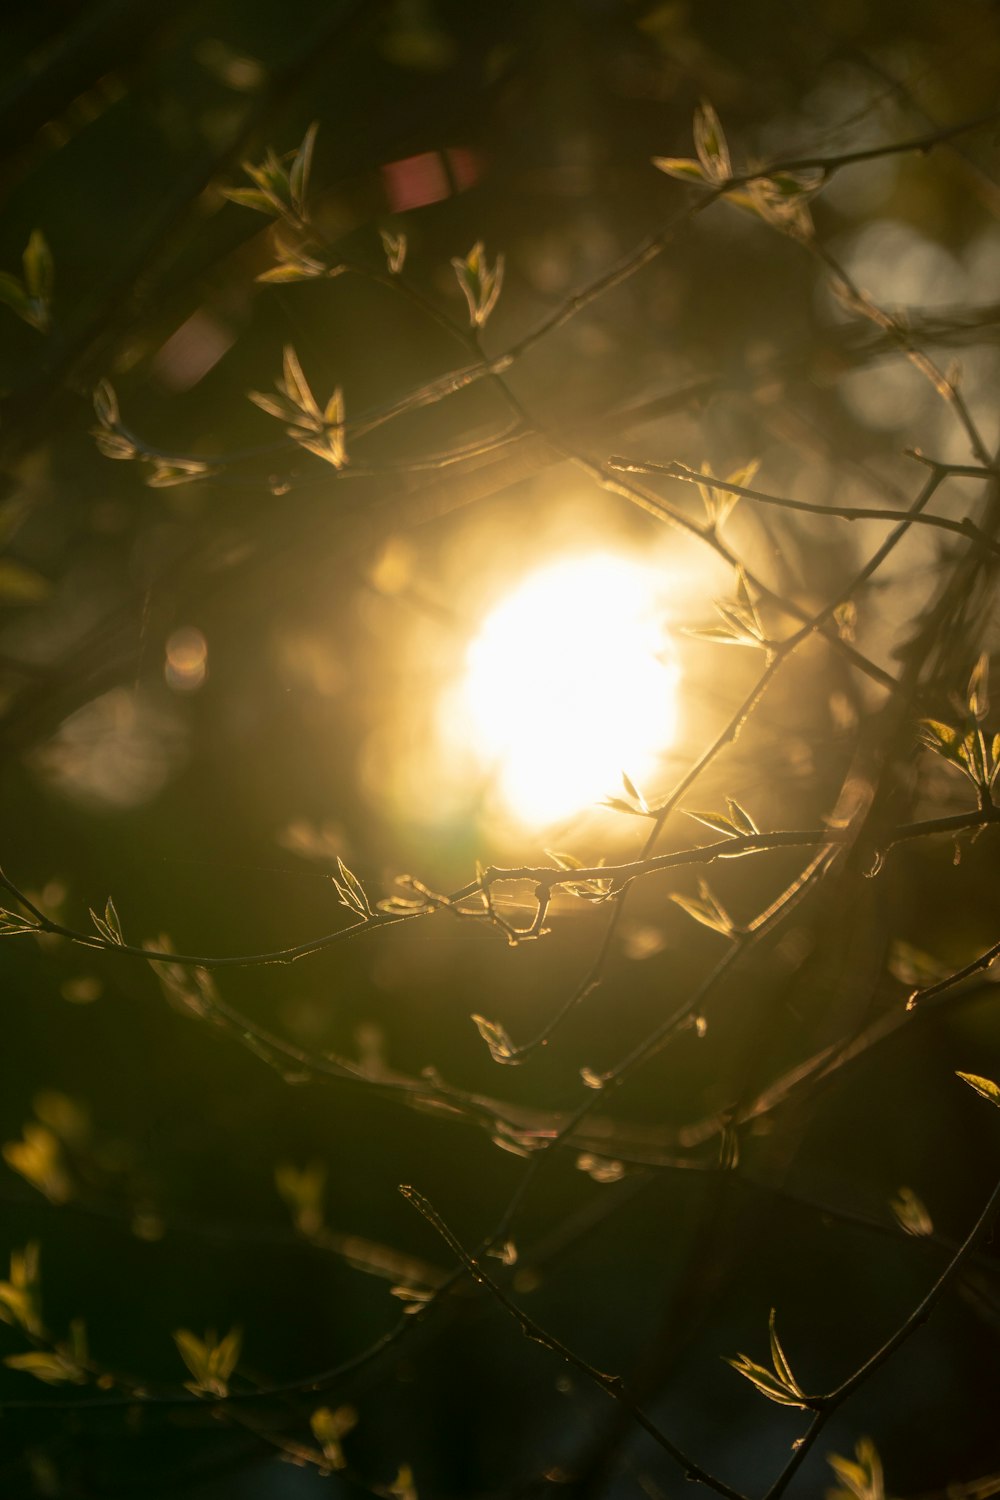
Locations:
455;554;680;826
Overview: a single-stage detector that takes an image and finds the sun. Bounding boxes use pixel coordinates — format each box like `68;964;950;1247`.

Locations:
454;553;680;826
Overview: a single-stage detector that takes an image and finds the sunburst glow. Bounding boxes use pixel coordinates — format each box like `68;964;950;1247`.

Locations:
456;554;680;825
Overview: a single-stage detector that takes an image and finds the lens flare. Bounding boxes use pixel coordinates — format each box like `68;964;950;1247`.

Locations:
454;554;679;825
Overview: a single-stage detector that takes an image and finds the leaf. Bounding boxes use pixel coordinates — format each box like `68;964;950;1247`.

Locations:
452;242;504;327
600;796;654;816
281;344;318;417
289;121;318;213
174;1326;241;1396
767;1309;802;1395
683;624;758;646
968;652;990;721
827;1437;885;1500
174;1328;211;1387
380;228;407;273
682;809;738;837
146;460;212;488
22;230;53;303
256;262;314;284
671;879;734;936
834;600;857;642
3;1124;72;1203
724;1353;808;1407
725;797;759;835
956;1071;1000;1107
4;1350;84;1385
275;1160;325;1236
620;770;649;814
310;1403;356;1468
918;718;958;753
889;1185;933;1237
333;858;371;918
470;1013;516;1064
0;907;41;935
692;100;731;183
89;897;124;945
651;156;706;183
220;186;278;214
92;379;120;429
725;1311;807;1409
390;1285;435;1312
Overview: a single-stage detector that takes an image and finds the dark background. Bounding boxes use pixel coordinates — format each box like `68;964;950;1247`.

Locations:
1;1;1000;1496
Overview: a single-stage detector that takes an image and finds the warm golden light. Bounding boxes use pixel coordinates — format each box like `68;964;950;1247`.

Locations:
454;554;680;826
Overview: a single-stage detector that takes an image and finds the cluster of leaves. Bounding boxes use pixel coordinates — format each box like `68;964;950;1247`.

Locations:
671;876;738;938
174;1326;242;1398
725;1308;811;1408
91;382;215;488
0;1243;91;1386
249;345;346;468
687;566;767;649
0;230;53;332
653;100;824;238
696;458;760;529
919;655;1000;799
89;896;125;947
683;796;760;842
544;848;615;902
309;1404;358;1473
451;242;504;328
2;1123;72;1206
275;1159;326;1237
827;1438;887;1500
221;122;318;226
331;857;373;919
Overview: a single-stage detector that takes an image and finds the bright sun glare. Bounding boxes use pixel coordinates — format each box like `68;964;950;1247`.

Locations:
456;554;680;826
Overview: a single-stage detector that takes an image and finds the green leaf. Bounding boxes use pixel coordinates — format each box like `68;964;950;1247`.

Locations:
220;186;278;214
289;121;318;213
889;1185;933;1237
723;1353;808;1408
767;1309;803;1396
827;1437;885;1500
725;1310;807;1409
956;1071;1000;1107
379;228;407;274
620;770;649;814
968;652;990;720
22;230;53;303
918;718;958;753
89;897;124;946
174;1326;241;1397
651;156;706;183
692;100;731;183
725;797;758;836
671;879;734;937
683;624;759;647
4;1350;84;1385
334;857;371;918
682;809;739;837
92;379;120;429
470;1013;516;1064
452;242;504;327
